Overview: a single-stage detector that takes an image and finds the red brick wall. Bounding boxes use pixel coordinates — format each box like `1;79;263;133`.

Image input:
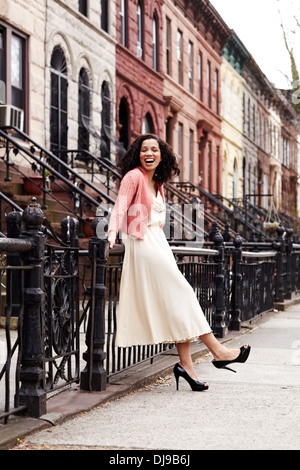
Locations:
116;0;164;144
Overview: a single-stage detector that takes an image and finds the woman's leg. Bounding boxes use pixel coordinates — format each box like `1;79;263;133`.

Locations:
199;332;241;362
176;333;246;381
176;342;200;381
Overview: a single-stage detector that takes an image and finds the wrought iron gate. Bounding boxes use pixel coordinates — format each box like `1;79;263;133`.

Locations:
43;217;80;393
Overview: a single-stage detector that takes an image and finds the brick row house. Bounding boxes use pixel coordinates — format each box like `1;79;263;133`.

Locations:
221;32;250;203
162;0;230;195
241;57;298;215
115;0;164;150
0;0;299;219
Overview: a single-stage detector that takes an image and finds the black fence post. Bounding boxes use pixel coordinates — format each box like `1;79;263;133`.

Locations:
209;221;218;241
229;233;243;331
285;228;293;300
222;222;232;242
19;198;47;417
81;209;109;391
274;224;285;303
5;211;22;323
61;216;79;247
212;230;227;338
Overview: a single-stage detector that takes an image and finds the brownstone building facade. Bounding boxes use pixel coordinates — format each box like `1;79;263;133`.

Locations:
1;1;299;219
115;0;165;151
115;0;231;195
242;58;299;216
163;0;231;190
114;0;299;217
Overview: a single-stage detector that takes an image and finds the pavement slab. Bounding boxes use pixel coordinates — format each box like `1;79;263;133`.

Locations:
8;307;300;451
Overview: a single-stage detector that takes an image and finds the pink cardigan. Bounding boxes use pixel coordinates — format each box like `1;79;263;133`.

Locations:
108;166;165;239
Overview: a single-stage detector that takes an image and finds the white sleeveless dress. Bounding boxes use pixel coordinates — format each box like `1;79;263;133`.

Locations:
115;192;212;347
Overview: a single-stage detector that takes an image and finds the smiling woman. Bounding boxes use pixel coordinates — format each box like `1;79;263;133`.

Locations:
117;134;179;184
107;134;250;392
139;138;162;193
108;134;178;242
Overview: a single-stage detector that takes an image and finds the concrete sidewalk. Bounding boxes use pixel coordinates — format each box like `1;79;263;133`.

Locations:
2;302;300;450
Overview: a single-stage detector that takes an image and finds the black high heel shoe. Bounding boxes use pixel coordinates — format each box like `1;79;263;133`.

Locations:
212;345;251;373
173;363;209;391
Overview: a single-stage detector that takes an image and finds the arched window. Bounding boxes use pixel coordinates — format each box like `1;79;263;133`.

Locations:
78;68;91;154
223;150;227;197
79;0;87;16
222;74;226;117
137;1;144;59
233;159;238;200
248;162;251;197
119;97;129;151
50;46;68;172
120;0;127;46
101;0;109;32
142;112;154;134
101;81;111;159
152;10;159;71
243;157;246;199
177;30;182;85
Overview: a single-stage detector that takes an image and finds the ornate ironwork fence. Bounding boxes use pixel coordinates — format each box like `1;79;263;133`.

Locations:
1;200;300;424
0;236;32;423
0;200;84;421
43;217;80;393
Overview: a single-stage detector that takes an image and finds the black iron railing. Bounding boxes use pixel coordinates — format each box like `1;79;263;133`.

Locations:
169;181;274;242
0;192;23;235
240;250;276;322
43;218;81;393
0;238;32;423
0;200;89;421
0;198;299;423
103;241;224;378
0;128;207;243
56;149;121;199
0;126;115;236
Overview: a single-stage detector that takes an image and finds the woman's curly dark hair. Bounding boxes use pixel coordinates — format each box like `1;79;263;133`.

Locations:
118;134;180;185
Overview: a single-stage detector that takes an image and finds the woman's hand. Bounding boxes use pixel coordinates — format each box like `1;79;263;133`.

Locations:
108;230;117;249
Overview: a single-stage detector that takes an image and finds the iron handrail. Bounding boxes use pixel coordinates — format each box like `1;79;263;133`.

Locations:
0;191;23;212
170;180;271;240
241;250;277;258
0;238;32;252
171;246;219;256
61;149;122;181
0;191;73;246
170;180;232;214
109;243;219;257
165;181;232;236
0;126;115;208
